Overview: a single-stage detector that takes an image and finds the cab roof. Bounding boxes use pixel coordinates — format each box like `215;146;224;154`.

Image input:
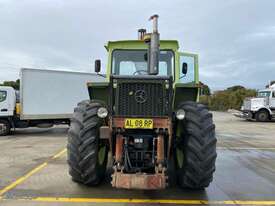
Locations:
105;40;179;51
259;88;273;92
0;86;15;91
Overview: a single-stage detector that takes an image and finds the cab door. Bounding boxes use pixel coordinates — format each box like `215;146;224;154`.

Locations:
173;52;199;105
270;91;275;109
0;88;15;117
177;52;199;84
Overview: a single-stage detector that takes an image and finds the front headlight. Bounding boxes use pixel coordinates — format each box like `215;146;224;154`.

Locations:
176;109;185;120
97;107;108;118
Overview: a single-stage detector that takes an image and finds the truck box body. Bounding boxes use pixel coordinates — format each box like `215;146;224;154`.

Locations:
20;68;105;120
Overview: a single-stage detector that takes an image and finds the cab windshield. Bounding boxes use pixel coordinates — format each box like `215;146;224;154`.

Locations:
0;91;7;102
112;50;174;76
257;91;271;97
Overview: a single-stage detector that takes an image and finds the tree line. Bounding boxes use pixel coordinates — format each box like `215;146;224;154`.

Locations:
199;84;257;111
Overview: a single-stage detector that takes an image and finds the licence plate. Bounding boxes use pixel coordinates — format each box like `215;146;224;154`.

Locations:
124;119;153;129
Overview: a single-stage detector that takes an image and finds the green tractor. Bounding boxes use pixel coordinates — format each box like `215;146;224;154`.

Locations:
67;15;217;190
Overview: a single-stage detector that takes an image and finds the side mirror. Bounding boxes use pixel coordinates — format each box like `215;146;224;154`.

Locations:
182;62;188;75
95;59;101;73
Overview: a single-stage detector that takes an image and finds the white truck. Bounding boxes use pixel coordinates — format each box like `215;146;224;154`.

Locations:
0;68;105;135
236;84;275;121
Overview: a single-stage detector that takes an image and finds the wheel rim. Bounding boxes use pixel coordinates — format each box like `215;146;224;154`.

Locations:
98;146;106;165
0;123;7;135
176;148;184;168
259;112;267;121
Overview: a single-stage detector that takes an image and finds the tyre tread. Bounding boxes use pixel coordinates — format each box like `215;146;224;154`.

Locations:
67;100;107;185
176;102;217;189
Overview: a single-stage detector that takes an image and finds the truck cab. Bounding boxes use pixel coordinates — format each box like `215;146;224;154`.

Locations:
257;87;275;109
0;86;16;117
240;84;275;121
0;86;16;135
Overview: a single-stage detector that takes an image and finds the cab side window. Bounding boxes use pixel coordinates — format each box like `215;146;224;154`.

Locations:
273;91;275;98
0;91;7;102
179;53;197;83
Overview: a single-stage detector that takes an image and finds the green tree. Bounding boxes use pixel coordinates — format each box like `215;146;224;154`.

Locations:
200;85;257;111
0;79;20;90
226;85;245;92
199;81;211;96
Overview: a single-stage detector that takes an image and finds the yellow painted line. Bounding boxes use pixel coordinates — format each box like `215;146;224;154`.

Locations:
217;147;275;150
52;148;67;159
0;162;48;196
0;148;66;196
6;197;275;205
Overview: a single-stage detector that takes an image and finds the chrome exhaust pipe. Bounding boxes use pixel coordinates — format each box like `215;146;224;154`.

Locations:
148;14;159;75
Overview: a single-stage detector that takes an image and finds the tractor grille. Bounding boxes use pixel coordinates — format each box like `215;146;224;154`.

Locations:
114;79;170;117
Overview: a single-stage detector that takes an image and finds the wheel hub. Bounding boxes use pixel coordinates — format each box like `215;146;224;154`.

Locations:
259;113;267;121
98;146;106;165
176;148;184;168
0;123;7;135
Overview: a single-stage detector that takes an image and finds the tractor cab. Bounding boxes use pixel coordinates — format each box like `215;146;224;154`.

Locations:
88;40;200;109
94;40;198;85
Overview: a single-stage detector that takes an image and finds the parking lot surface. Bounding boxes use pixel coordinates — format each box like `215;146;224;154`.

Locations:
0;111;275;206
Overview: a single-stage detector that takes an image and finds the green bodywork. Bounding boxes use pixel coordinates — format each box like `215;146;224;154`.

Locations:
87;40;200;109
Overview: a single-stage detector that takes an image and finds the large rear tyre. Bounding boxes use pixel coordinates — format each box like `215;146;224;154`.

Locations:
67;100;108;185
174;101;217;189
255;110;269;122
0;119;11;136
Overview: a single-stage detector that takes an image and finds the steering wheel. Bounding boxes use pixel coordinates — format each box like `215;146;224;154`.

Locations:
133;70;148;75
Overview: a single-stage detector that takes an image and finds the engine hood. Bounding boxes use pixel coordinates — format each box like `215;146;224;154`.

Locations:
243;97;268;111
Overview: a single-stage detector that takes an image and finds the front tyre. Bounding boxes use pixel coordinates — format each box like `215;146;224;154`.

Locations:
175;101;217;189
67;100;108;185
255;110;269;122
0;119;11;136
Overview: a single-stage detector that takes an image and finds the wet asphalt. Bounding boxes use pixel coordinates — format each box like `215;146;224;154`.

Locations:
0;111;275;206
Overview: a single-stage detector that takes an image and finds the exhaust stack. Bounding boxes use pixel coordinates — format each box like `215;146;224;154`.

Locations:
148;14;160;75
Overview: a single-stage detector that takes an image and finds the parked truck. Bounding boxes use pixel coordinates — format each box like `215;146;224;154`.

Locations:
235;84;275;121
67;15;217;190
0;68;105;136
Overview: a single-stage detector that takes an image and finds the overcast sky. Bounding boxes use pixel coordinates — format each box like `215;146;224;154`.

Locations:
0;0;275;90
